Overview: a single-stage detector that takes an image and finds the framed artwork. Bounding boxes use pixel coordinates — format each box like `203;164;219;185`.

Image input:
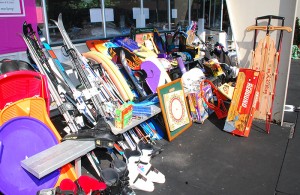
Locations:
157;78;192;141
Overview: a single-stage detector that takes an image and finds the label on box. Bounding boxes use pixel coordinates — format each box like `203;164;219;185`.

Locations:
115;103;133;129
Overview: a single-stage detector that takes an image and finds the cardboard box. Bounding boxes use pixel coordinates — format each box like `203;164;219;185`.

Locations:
186;84;214;124
223;69;263;137
115;103;133;129
218;83;235;100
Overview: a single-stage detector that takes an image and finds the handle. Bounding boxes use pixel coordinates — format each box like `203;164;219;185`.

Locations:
246;25;292;33
256;15;285;21
23;21;35;35
251;15;287;51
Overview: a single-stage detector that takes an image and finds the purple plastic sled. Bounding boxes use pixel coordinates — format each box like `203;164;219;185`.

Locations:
0;117;59;195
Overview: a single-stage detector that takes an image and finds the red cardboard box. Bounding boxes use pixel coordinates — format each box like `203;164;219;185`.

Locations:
223;69;263;137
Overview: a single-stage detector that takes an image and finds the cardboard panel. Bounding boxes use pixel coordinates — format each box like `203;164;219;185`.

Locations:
224;69;263;137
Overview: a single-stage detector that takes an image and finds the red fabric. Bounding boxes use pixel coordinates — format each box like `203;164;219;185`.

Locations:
77;175;106;194
59;179;77;193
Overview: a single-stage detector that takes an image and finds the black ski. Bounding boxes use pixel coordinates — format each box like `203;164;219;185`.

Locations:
38;28;97;126
22;22;78;133
52;13;113;120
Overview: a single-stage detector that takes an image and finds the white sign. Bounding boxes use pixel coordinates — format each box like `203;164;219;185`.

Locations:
90;8;114;23
0;0;25;17
132;7;149;19
172;9;177;18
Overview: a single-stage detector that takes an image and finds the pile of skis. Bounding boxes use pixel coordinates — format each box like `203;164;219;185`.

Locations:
22;14;161;137
22;13;166;194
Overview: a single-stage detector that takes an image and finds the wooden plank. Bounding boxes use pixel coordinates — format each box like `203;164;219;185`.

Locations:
21;140;95;179
251;35;277;121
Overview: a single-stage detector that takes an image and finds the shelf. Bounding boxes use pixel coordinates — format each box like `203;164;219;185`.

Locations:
108;104;161;135
50;102;161;135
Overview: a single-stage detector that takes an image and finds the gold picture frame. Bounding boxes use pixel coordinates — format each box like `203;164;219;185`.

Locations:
157;78;192;141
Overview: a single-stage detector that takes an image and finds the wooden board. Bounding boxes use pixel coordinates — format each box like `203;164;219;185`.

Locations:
250;35;278;120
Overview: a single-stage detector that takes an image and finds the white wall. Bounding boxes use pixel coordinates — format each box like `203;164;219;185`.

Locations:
226;0;298;124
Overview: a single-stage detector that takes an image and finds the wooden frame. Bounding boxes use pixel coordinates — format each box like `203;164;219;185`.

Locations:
157;78;192;141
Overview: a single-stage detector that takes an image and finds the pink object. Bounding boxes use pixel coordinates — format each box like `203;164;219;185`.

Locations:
36;7;44;24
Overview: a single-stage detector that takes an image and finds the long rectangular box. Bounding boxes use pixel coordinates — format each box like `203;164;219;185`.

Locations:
223;69;263;137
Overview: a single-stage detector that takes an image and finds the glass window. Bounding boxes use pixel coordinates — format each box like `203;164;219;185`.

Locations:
190;0;230;33
144;0;168;31
190;0;208;28
209;0;222;30
45;0;142;44
46;0;102;43
41;0;230;44
171;0;189;30
105;0;140;36
222;2;231;36
190;0;205;22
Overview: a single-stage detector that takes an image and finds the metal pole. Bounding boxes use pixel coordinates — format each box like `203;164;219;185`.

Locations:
156;0;159;23
209;0;211;27
168;0;171;30
188;0;191;24
213;0;216;28
101;0;107;38
203;0;205;18
220;0;223;31
141;0;144;15
41;0;50;43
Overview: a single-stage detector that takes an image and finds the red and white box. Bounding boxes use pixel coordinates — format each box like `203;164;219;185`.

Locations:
223;68;263;137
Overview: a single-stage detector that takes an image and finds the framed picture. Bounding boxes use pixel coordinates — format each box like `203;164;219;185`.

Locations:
157;78;192;141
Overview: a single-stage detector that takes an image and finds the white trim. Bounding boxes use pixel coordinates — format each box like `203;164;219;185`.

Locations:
0;0;25;17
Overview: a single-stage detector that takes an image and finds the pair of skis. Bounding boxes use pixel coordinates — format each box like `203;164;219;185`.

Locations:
22;22;79;133
247;15;292;133
38;29;97;127
52;13;116;121
116;123;159;153
22;20;117;132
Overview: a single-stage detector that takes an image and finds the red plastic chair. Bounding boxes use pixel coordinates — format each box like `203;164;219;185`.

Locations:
0;70;50;114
